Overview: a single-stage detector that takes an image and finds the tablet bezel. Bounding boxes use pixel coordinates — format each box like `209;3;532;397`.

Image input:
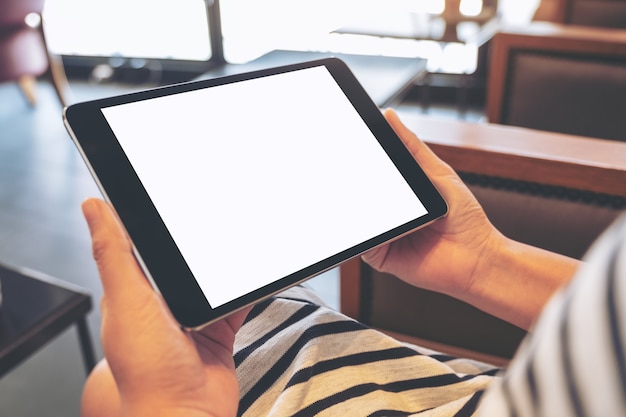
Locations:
64;58;447;329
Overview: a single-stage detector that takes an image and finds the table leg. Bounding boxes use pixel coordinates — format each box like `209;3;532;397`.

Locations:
76;318;97;375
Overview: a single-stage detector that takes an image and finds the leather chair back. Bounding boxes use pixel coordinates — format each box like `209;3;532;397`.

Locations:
486;23;626;142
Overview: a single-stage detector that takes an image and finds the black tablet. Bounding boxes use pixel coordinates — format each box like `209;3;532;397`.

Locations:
64;58;447;329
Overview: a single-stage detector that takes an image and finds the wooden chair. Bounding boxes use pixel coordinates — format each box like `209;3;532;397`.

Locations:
0;0;69;107
340;111;626;366
485;22;626;141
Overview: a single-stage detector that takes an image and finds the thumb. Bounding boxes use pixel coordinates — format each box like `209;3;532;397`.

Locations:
82;198;152;305
383;108;453;176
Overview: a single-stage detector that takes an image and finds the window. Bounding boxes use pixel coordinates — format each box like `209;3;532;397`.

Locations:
220;0;450;64
44;0;211;61
43;0;539;80
220;0;539;73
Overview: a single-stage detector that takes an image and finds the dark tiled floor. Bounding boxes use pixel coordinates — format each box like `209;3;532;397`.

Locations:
0;77;481;417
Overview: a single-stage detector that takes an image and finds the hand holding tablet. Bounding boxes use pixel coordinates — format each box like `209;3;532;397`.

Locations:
64;58;447;329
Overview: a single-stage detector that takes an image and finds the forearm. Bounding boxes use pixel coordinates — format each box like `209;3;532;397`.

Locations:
461;234;580;331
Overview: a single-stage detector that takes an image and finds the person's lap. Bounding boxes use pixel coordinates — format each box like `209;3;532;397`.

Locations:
234;285;498;416
82;284;499;417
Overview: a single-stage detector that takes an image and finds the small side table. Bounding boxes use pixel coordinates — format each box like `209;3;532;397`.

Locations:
0;262;96;377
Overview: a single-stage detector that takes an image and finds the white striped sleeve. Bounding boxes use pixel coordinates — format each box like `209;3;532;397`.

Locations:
478;214;626;417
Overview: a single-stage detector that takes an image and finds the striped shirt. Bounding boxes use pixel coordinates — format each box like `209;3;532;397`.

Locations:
234;214;626;416
234;287;498;416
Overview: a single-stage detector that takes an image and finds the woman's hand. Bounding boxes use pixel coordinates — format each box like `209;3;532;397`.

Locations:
363;110;579;330
363;109;504;300
81;198;248;417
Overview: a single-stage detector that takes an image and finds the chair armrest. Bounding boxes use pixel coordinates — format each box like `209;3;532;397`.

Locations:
401;112;626;196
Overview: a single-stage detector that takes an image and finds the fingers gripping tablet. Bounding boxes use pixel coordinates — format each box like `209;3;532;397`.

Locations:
64;58;447;329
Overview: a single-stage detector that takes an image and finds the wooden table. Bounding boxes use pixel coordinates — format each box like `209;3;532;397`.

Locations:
0;262;95;377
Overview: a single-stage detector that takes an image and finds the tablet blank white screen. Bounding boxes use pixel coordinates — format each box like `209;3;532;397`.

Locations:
102;65;427;308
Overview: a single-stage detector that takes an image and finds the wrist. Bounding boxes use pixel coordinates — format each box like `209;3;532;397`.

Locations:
464;235;580;330
464;231;510;301
437;229;508;303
